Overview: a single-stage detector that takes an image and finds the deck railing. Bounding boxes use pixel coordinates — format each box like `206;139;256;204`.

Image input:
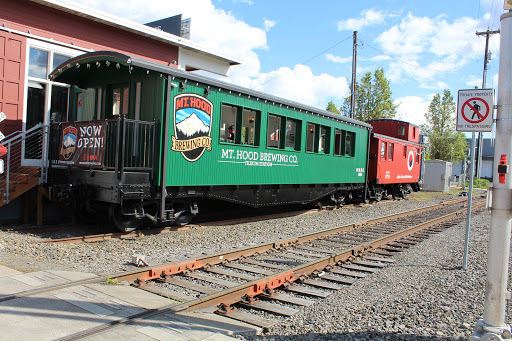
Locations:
49;116;156;179
0;124;50;205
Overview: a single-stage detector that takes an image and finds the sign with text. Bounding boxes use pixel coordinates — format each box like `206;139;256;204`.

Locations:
58;121;106;167
457;89;493;132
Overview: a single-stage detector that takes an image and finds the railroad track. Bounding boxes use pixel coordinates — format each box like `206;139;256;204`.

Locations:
1;196;485;339
31;195;472;244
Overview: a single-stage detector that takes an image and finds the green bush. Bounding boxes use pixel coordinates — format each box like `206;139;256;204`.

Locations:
465;177;491;189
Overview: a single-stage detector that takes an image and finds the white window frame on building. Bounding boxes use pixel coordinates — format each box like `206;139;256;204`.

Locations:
22;39;82;165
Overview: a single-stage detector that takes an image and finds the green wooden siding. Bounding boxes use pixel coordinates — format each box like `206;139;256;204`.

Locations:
164;80;369;187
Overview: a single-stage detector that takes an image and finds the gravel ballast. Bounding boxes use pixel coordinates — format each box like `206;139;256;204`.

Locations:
0;191;507;340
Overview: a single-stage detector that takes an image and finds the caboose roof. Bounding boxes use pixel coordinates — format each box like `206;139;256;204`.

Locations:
50;51;372;129
372;133;423;147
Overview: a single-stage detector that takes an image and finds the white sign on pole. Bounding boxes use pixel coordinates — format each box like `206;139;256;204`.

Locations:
457;89;494;132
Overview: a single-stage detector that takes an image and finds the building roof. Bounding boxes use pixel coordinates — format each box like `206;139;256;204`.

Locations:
28;0;242;68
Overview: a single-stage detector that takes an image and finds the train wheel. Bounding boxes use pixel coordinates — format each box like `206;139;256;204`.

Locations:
109;203;142;232
374;188;383;202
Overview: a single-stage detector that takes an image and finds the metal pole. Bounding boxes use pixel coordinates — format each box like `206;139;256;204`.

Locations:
476;29;500;179
350;31;357;119
462;133;475;270
472;11;512;341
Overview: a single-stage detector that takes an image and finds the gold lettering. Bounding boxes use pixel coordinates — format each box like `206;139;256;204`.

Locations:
171;136;212;152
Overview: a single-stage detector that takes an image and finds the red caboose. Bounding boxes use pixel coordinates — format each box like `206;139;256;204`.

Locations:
367;119;423;201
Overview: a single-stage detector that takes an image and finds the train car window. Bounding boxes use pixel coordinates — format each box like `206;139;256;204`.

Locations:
412;127;417;139
380;141;387;160
318;126;330;154
334;129;344;156
388;143;394;160
416;149;421;163
267;114;281;148
345;131;355;156
242;108;258;145
398;126;405;136
76;88;97;121
220;104;238;142
403;145;407;158
306;123;315;152
135;82;142;121
112;85;129;116
285;118;300;150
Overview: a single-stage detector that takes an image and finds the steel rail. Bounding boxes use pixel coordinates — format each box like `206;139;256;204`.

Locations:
55;198;486;341
0;196;482;304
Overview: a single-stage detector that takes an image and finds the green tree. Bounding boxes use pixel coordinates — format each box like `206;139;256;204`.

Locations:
341;68;398;121
421;89;468;162
326;100;341;115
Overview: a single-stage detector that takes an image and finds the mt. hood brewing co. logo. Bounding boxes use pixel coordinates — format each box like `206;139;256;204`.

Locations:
171;94;213;162
60;126;77;160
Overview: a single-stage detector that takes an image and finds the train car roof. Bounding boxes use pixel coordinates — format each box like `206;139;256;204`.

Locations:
372;132;423;147
49;51;372;130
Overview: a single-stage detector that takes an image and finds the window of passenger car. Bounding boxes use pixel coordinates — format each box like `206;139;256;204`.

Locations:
221;104;260;145
306;123;315;152
318;126;330;154
220;104;238;143
334;129;344;156
267;114;281;148
242;108;258;145
345;131;355;157
285;118;301;150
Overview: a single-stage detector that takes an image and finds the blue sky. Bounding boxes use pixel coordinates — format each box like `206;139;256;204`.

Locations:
79;0;505;126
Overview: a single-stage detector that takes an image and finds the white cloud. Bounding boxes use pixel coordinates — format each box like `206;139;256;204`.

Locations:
337;8;393;31
248;65;349;108
233;0;254;4
325;53;352;64
375;13;483;87
394;96;430;125
263;18;276;31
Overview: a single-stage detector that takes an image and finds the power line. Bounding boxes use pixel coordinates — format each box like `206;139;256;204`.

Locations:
362;41;459;73
255;35;352;88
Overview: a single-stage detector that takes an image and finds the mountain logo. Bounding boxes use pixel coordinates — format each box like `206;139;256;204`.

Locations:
60;126;77;160
171;93;213;162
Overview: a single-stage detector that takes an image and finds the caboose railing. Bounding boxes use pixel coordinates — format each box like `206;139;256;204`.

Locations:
49;116;156;179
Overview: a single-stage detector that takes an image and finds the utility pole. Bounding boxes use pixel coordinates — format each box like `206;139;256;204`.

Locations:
475;29;500;178
472;8;511;341
350;31;357;119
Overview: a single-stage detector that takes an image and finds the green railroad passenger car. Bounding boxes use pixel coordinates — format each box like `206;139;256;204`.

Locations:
48;51;371;231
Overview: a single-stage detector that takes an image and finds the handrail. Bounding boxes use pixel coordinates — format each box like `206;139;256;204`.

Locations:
1;124;47;145
1;124;50;205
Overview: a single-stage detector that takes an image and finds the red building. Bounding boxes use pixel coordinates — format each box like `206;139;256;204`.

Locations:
0;0;239;218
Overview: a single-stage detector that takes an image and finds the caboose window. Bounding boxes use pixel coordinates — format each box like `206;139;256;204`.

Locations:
76;88;97;121
267;114;281;148
345;132;355;156
381;141;387;160
306;123;315;152
388;143;394;160
220;104;238;143
398;126;405;136
403;145;407;158
416;149;421;163
285;118;300;150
